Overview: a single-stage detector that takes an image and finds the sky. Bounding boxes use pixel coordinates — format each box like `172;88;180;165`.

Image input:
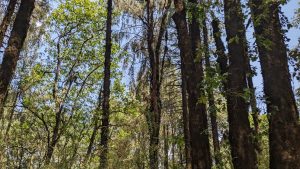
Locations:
250;0;300;112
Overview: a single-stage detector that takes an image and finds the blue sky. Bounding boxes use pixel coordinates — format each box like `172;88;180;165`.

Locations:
251;0;299;111
283;0;299;47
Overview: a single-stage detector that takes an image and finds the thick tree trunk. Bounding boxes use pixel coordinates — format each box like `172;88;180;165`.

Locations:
250;1;300;168
203;19;221;167
180;61;192;169
223;0;257;168
0;0;35;118
99;0;113;168
172;0;211;168
0;0;17;48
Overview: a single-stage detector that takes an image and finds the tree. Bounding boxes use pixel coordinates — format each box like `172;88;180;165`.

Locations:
250;0;300;168
223;0;257;168
173;0;211;168
0;0;17;48
99;0;113;168
203;17;221;167
0;0;35;118
144;1;171;168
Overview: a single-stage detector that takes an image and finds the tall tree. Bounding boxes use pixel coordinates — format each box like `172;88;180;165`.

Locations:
180;60;192;169
203;18;221;167
144;1;171;168
223;0;257;168
0;0;35;117
212;18;228;90
100;0;113;168
249;1;300;168
173;0;211;168
0;0;17;48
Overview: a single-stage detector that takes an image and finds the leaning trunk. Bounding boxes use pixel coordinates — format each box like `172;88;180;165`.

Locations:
211;18;228;91
0;0;35;118
0;0;17;47
250;1;300;168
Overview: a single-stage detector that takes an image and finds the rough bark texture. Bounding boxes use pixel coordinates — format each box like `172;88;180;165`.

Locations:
0;0;17;48
203;19;221;167
100;0;113;168
223;0;257;168
180;58;192;169
146;2;161;169
250;1;300;168
0;0;35;118
173;0;211;168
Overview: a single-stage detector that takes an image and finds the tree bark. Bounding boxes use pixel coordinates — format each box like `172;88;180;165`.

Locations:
180;60;192;169
145;1;171;169
245;56;260;152
249;1;300;168
211;18;228;91
163;124;169;169
0;0;17;48
145;2;161;169
203;18;221;167
99;0;113;168
0;0;35;118
172;0;211;168
223;0;258;168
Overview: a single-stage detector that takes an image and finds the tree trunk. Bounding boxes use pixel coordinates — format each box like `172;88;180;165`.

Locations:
203;18;221;167
99;0;113;168
145;1;161;168
86;89;102;162
0;0;35;118
172;0;211;168
211;18;228;91
249;1;300;168
145;1;171;168
0;0;17;48
245;56;260;152
163;124;169;169
223;0;257;168
180;60;192;169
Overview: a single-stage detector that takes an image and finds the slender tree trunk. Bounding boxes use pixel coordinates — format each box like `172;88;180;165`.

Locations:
203;19;221;167
4;90;19;139
223;0;257;168
0;0;35;119
99;0;113;168
145;1;170;168
246;62;259;135
163;124;169;169
211;18;228;91
250;1;300;168
245;56;260;152
145;1;161;168
0;0;17;48
180;60;192;169
173;0;211;168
